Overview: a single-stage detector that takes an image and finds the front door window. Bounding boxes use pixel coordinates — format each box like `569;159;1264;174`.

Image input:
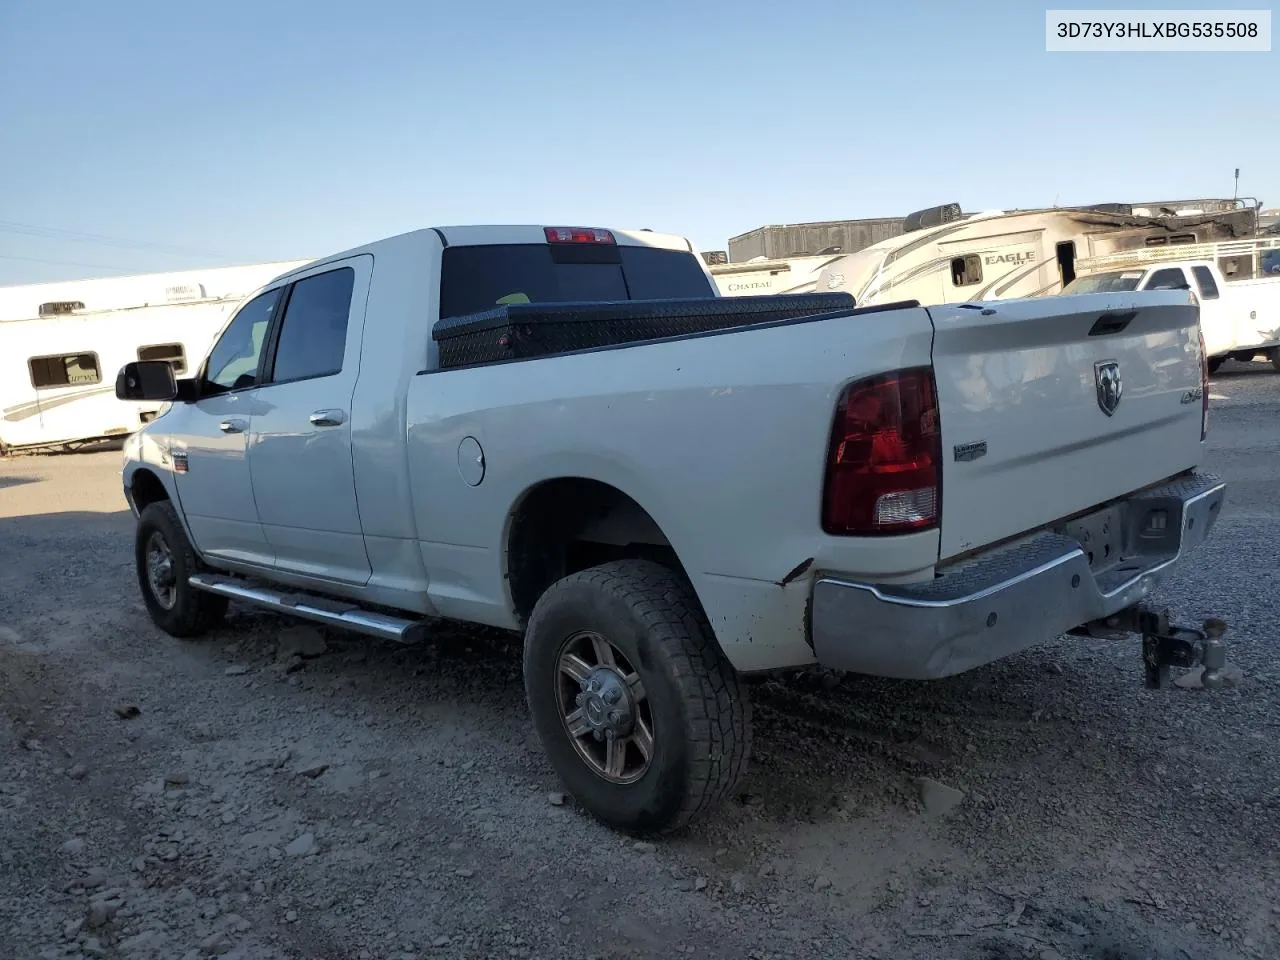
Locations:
203;289;283;393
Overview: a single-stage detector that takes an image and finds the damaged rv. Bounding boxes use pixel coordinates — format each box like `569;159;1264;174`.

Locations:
785;200;1260;306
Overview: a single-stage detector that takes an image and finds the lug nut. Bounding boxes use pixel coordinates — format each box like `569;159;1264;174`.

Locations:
604;688;621;705
575;693;586;707
604;729;615;740
607;711;621;724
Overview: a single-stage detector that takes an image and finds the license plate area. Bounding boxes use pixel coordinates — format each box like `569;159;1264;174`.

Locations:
1058;503;1125;574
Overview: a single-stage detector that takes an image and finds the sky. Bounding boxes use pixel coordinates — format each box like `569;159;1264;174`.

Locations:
0;0;1275;285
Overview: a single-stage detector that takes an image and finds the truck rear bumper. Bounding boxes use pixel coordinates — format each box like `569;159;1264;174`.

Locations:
809;471;1226;680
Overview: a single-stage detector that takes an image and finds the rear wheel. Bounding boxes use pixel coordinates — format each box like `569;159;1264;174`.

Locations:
523;559;750;834
1207;356;1224;375
1270;348;1280;374
136;500;228;638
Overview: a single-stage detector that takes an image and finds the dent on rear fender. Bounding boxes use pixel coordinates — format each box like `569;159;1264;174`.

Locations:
778;557;815;587
693;571;817;673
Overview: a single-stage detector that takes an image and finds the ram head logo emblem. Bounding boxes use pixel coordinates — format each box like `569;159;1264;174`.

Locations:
1094;360;1122;417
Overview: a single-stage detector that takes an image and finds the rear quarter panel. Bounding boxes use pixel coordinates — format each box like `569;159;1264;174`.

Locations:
405;305;938;672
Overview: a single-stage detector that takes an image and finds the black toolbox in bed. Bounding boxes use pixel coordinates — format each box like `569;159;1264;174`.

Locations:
431;293;857;371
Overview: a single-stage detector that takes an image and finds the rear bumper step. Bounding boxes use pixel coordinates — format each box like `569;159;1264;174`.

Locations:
809;470;1226;680
188;573;428;643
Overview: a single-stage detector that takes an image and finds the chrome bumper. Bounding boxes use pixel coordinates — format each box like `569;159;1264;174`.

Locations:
810;471;1227;680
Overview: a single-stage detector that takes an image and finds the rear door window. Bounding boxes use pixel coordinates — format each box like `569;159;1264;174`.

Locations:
439;243;714;319
1191;265;1220;299
266;267;355;384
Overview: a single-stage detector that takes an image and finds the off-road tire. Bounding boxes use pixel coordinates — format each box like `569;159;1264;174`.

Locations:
523;558;751;835
135;500;229;638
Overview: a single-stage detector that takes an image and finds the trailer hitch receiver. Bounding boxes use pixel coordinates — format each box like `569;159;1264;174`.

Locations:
1074;607;1228;689
1141;615;1228;689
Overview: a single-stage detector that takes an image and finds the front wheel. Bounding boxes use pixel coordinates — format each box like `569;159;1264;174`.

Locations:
1270;348;1280;374
1208;356;1224;375
135;500;229;638
523;559;751;834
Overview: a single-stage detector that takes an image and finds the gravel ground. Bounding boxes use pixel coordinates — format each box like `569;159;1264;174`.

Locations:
2;359;1278;960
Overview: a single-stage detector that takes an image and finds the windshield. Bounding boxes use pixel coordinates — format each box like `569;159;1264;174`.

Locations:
1061;270;1145;295
439;243;715;319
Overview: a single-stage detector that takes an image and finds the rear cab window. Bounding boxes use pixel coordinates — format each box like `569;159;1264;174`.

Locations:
1061;270;1144;295
1143;267;1189;291
438;242;715;319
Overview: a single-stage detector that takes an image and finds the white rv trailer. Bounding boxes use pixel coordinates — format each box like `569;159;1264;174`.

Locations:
708;253;846;297
808;203;1258;308
0;260;310;454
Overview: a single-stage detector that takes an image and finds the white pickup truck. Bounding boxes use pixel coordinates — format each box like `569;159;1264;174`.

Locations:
1062;258;1280;373
115;223;1229;834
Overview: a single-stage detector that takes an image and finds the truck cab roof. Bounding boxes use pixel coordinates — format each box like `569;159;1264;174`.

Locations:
269;224;696;288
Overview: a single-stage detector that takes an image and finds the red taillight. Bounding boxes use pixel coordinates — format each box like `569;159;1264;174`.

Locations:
822;367;942;536
1199;330;1209;441
544;227;615;245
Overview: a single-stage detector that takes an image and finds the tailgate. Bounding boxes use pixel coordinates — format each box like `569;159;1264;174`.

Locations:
929;291;1205;561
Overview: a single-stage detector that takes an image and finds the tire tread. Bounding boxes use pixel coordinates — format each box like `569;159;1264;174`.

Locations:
136;501;228;638
529;558;751;832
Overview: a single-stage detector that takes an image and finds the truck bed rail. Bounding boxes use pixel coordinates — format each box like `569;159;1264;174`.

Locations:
430;293;859;370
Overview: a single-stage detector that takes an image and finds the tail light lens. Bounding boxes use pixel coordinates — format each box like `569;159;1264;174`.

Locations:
1199;330;1209;441
822;367;942;536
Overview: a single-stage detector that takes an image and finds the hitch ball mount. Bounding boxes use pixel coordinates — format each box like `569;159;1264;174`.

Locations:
1075;606;1229;690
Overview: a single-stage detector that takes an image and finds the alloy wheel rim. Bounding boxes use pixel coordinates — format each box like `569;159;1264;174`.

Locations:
145;531;178;610
554;630;654;785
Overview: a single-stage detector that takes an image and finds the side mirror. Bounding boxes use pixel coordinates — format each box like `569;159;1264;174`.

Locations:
115;361;179;402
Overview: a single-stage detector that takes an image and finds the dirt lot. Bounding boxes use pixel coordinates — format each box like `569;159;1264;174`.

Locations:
2;362;1279;960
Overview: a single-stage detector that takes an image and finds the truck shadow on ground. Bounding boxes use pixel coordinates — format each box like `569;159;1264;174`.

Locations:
1210;357;1279;379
